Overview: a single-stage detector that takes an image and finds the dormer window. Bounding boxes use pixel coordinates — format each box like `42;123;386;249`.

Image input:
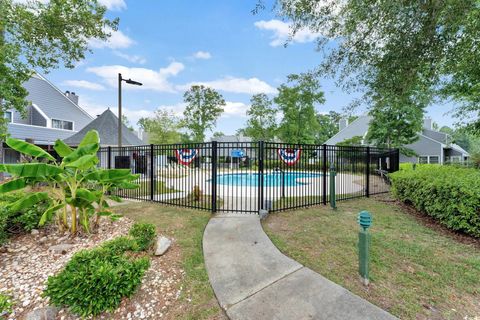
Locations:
52;119;73;130
4;111;12;123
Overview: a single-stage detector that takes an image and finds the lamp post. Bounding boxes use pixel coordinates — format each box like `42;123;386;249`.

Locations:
118;73;142;147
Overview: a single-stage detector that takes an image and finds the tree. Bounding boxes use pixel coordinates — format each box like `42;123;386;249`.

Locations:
242;93;277;141
315;111;343;144
182;85;225;142
275;73;324;144
212;131;225;139
138;109;181;144
269;0;480;139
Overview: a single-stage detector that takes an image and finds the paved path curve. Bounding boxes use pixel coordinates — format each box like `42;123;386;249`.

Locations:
203;215;397;320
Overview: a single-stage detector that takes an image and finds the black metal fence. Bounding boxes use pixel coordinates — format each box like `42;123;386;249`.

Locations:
98;142;399;213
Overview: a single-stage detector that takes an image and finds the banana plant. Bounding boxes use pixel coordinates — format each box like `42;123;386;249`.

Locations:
0;130;139;235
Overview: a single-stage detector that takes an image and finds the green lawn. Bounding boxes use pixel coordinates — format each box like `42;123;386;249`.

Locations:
262;196;480;320
135;180;177;196
112;202;224;320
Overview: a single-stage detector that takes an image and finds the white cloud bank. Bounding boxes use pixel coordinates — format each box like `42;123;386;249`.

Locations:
86;62;185;92
193;51;212;60
177;77;276;94
63;80;105;91
254;19;320;47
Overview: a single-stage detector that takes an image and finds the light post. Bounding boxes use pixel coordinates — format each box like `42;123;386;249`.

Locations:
118;73;142;147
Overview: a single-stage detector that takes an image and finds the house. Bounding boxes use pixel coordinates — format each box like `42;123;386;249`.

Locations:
63;108;144;147
3;73;94;163
324;115;470;164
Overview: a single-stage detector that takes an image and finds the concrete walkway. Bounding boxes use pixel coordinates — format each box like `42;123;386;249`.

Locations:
203;215;397;320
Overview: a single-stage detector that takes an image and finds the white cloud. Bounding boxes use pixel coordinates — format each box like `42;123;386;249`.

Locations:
89;27;135;50
254;19;320;47
63;80;106;91
86;62;185;92
99;0;126;10
222;101;249;118
193;51;212;60
113;51;147;64
177;77;275;94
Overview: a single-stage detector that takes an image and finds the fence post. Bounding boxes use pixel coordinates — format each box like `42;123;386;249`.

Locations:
107;146;111;169
258;141;265;210
322;144;327;205
150;144;154;201
211;141;217;213
366;146;370;197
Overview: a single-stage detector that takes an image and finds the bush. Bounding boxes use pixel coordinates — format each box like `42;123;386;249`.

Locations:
0;293;12;316
44;247;150;317
101;236;139;255
390;165;480;237
129;222;157;251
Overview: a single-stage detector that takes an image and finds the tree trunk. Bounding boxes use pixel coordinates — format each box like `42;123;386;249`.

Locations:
70;205;77;234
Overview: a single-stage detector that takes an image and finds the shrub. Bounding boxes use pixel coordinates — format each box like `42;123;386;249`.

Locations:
101;236;139;255
390;165;480;237
129;222;157;251
0;293;12;316
44;247;150;317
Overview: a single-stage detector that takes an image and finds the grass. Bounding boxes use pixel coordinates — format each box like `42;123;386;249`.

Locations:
112;202;224;320
135;181;177;196
262;196;480;320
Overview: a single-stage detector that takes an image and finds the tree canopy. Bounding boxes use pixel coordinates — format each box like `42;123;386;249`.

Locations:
275;73;324;144
0;0;117;138
270;0;480;140
138;109;182;144
182;85;225;142
241;93;277;141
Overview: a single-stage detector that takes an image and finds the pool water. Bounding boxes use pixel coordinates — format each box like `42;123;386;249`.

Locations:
216;172;322;187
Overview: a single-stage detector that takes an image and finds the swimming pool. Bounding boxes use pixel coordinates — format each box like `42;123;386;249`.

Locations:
215;172;322;187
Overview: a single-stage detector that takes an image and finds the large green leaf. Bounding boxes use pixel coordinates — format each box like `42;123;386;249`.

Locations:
0;178;26;193
115;181;140;189
65;155;98;170
39;203;65;226
6;138;56;161
78;130;100;148
0;163;63;178
54;140;73;157
83;169;135;182
63;143;99;164
8;192;49;212
76;188;99;202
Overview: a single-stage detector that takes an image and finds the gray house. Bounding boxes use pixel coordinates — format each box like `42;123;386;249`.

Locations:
4;73;94;163
324;115;470;164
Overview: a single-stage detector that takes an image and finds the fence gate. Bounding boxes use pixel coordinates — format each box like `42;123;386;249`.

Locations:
98;142;399;214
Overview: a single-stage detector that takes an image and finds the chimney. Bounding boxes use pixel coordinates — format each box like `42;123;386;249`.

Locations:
423;117;432;130
65;91;79;105
339;118;348;131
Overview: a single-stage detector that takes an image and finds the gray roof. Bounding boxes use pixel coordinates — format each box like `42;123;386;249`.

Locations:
211;135;252;143
63;109;144;146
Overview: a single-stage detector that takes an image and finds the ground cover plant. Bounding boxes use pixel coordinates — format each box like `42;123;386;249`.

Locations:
44;222;155;317
390;164;480;237
0;130;139;236
262;197;480;319
112;202;225;319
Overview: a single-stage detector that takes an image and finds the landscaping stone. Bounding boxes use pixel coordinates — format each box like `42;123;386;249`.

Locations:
259;209;268;220
31;229;39;235
25;306;58;320
48;244;74;255
155;236;171;256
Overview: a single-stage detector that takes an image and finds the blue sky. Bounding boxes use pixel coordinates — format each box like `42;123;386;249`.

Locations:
45;0;456;137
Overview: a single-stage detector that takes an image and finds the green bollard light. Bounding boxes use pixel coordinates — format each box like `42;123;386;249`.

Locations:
358;210;372;285
329;163;336;210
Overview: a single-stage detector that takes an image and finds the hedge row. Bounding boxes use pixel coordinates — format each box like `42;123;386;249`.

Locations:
390;165;480;237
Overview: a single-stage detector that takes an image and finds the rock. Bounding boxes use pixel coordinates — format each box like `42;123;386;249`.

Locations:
259;209;268;220
25;306;58;320
155;237;171;256
48;244;74;255
31;229;39;235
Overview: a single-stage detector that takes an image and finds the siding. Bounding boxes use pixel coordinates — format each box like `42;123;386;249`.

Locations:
23;76;93;130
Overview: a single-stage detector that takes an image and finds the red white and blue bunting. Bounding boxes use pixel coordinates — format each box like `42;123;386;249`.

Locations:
277;148;302;166
175;148;199;166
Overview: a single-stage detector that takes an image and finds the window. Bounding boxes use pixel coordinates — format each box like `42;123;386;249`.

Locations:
52;119;73;130
429;156;439;164
418;156;428;164
4;111;12;123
